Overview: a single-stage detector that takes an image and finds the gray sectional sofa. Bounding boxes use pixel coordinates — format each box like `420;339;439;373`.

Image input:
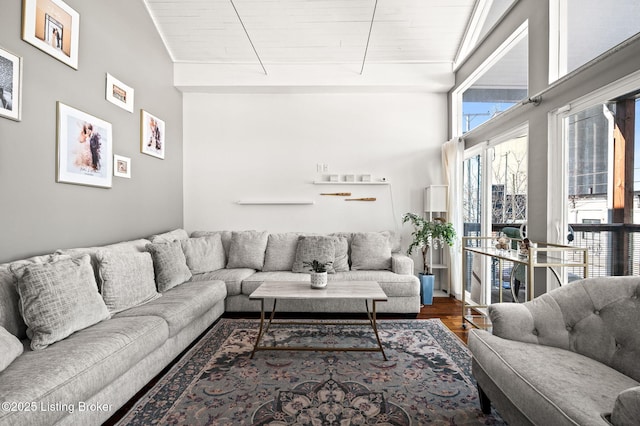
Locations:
0;228;419;426
468;276;640;426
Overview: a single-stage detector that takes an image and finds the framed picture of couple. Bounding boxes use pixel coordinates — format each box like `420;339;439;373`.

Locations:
0;46;22;121
140;110;165;159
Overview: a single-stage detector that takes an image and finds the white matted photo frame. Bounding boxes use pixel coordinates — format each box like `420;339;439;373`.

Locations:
105;73;134;112
140;110;165;159
56;102;112;188
22;0;80;69
113;155;131;178
0;47;22;121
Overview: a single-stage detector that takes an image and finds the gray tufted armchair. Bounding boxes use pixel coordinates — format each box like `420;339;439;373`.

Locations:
468;276;640;425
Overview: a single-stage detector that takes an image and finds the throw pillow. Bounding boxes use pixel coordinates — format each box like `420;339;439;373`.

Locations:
190;231;233;258
292;235;336;273
96;251;161;314
181;235;226;273
10;254;111;350
333;236;350;272
226;231;269;270
262;233;301;272
149;228;189;243
146;241;192;292
0;326;23;372
350;232;392;270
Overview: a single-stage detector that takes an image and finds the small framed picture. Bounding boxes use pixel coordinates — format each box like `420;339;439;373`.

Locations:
140;110;165;159
113;155;131;178
0;47;22;121
22;0;80;70
56;102;112;188
105;73;134;112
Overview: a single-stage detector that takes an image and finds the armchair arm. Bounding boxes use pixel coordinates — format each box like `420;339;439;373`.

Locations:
612;386;640;426
391;253;414;275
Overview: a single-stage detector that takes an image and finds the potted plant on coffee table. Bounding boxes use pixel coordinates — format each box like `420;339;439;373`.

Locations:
303;260;333;289
402;212;456;304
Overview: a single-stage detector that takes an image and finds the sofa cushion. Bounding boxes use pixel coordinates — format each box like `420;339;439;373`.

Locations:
350;232;392;270
146;241;192;292
148;228;189;243
0;254;55;340
333;236;349;272
10;254;111;350
263;232;301;272
0;326;22;372
612;386;640;426
191;230;233;258
181;235;226;274
115;280;227;337
96;251;161;314
292;235;337;273
469;329;640;426
226;231;269;270
190;268;255;297
330;271;419;297
0;316;167;426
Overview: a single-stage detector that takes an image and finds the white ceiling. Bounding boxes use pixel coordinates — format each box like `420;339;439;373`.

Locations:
142;0;483;90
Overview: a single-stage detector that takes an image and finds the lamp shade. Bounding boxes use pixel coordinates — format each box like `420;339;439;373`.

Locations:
424;185;448;212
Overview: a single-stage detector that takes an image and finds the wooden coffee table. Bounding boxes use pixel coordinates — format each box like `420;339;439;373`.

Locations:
249;280;388;360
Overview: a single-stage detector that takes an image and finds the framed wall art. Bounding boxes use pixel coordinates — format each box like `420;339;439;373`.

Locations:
140;110;165;159
113;155;131;178
0;47;22;121
56;102;112;188
105;73;134;112
22;0;80;69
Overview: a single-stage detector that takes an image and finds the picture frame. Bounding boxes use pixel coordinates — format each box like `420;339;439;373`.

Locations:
0;47;22;121
113;155;131;178
140;110;165;159
22;0;80;70
105;73;134;112
56;102;112;188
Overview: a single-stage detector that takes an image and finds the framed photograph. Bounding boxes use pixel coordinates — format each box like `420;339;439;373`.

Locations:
105;73;134;112
56;102;112;188
22;0;80;69
0;47;22;121
113;155;131;178
140;110;165;159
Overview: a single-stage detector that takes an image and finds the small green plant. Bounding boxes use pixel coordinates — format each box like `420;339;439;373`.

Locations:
303;260;332;273
402;213;456;275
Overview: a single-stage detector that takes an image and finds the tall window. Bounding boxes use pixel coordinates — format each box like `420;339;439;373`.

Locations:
454;23;528;135
551;0;640;81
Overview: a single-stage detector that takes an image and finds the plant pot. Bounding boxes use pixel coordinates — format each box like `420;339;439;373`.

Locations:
310;272;328;289
419;274;434;305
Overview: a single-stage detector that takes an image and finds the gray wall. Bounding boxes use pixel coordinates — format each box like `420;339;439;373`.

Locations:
0;0;183;262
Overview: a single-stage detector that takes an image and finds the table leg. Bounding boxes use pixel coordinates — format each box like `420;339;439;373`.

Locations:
250;298;265;359
265;299;278;334
366;299;387;361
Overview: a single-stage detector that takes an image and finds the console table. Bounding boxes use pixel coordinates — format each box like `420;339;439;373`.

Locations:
461;236;589;330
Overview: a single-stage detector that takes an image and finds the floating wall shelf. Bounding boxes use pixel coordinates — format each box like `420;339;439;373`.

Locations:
312;181;389;185
236;200;315;205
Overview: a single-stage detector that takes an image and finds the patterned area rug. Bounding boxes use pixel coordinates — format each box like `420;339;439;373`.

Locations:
117;319;505;425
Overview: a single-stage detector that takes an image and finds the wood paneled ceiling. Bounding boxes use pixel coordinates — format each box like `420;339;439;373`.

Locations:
143;0;477;69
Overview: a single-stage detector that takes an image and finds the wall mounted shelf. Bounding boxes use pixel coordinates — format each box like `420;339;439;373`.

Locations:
312;181;389;185
236;200;315;205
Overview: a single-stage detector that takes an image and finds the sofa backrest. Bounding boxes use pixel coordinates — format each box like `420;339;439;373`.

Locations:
516;276;640;382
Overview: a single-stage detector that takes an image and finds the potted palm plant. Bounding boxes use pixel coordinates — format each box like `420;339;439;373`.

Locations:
402;212;456;304
303;260;333;289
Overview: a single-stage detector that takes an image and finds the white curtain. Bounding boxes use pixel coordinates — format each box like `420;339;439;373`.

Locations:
442;137;464;299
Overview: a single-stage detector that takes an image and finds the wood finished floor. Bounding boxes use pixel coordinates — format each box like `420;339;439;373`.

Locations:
104;296;470;424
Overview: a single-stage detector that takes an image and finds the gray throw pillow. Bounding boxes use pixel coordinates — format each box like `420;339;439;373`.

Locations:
350;232;392;270
181;235;226;273
146;241;192;292
148;228;189;243
10;255;110;350
0;326;23;372
333;236;350;272
226;231;269;270
96;251;161;314
292;235;336;273
262;233;301;272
